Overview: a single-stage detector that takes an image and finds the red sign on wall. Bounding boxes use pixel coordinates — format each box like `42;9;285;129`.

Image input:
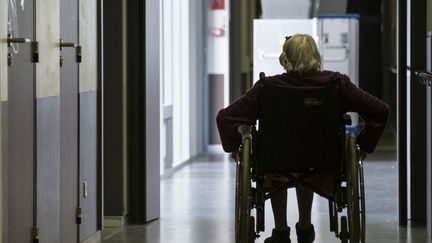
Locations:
211;0;224;10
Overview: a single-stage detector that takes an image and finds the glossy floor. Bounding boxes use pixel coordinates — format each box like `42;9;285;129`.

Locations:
100;152;431;243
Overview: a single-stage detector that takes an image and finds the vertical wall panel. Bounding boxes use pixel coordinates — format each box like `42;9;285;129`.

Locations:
36;98;60;242
208;74;224;144
428;78;432;236
36;0;60;98
80;0;98;92
189;0;205;156
397;0;408;226
80;0;99;240
128;0;160;224
180;0;190;163
80;91;98;240
0;0;7;101
1;104;6;243
410;0;427;221
36;0;61;241
145;0;161;221
164;0;192;168
122;0;128;216
171;0;182;166
103;0;124;217
7;0;35;241
427;1;432;235
0;0;6;240
59;0;79;241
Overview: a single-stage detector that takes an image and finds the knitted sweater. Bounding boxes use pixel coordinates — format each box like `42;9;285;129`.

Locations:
216;70;390;153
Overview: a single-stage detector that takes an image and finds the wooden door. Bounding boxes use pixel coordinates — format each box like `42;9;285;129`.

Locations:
60;0;80;242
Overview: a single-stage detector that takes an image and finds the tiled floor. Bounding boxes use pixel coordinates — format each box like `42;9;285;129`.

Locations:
101;151;431;243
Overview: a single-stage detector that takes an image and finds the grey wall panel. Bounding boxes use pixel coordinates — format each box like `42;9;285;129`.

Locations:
103;0;124;216
60;0;79;240
428;87;432;236
208;74;224;144
427;31;432;237
319;0;347;14
7;0;35;241
410;0;427;221
145;0;161;222
80;91;98;240
189;0;205;156
127;0;160;223
1;101;7;243
36;96;60;242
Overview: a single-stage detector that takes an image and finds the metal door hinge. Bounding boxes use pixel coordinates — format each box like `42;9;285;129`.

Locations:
32;41;39;63
7;53;12;66
76;45;82;63
33;227;39;243
76;207;82;224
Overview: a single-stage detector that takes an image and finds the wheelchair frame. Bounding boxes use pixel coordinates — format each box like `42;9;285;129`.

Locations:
235;125;365;243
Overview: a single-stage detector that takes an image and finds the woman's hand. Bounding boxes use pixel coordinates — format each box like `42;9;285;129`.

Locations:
231;150;239;161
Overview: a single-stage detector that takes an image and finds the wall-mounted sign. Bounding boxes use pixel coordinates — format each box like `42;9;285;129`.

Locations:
211;0;224;10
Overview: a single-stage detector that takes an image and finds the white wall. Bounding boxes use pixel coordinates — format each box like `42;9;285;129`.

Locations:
160;0;205;174
161;0;190;172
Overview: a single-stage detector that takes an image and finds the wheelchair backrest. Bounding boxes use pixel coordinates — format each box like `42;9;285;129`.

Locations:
257;78;343;171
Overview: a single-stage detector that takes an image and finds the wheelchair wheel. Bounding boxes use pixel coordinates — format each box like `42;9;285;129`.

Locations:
359;153;366;242
340;216;349;243
346;134;365;243
235;137;254;243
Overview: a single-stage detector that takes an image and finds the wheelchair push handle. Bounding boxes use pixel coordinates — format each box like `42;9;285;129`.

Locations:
238;125;253;141
342;114;352;126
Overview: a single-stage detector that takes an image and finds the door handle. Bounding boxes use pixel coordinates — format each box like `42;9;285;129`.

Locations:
59;39;76;50
7;34;36;66
59;38;81;66
7;34;31;47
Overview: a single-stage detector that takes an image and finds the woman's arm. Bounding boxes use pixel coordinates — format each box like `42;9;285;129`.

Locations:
216;81;261;152
341;76;390;153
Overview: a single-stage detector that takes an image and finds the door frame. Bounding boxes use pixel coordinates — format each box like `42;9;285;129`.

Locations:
97;0;103;230
127;0;160;223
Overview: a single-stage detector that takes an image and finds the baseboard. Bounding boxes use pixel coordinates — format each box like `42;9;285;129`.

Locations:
104;216;126;227
81;231;101;243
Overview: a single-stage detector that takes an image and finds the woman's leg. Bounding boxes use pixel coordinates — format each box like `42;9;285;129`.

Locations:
270;189;289;231
296;186;314;229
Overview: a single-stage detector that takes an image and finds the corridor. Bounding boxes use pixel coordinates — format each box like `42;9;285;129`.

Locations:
100;152;431;243
1;0;432;242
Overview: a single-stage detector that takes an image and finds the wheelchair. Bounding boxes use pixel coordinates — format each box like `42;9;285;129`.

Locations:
234;73;366;243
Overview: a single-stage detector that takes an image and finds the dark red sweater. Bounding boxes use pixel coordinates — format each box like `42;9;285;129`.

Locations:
216;70;390;153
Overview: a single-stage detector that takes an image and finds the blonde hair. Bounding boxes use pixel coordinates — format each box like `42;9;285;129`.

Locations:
279;34;321;74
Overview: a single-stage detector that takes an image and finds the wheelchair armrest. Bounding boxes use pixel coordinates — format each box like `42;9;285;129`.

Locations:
238;125;253;140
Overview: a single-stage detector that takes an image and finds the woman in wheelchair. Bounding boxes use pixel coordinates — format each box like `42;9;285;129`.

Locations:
217;34;390;243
